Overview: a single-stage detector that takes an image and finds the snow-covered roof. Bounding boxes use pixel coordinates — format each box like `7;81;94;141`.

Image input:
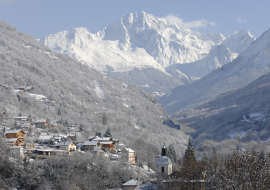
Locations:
124;148;135;153
5;130;24;134
156;156;172;165
88;136;96;139
25;86;33;90
123;179;138;186
9;146;23;149
93;137;111;141
92;147;103;152
99;141;113;145
56;141;73;146
83;141;99;146
14;116;27;119
6;138;18;142
39;135;53;141
77;143;84;147
36;119;47;123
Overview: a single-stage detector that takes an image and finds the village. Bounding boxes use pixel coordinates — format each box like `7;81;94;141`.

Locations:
0;85;209;189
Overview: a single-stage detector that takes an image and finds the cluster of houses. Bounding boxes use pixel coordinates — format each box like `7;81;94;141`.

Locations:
2;115;137;165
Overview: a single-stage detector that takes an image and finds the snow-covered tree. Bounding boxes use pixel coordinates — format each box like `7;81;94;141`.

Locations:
167;144;178;163
103;127;112;138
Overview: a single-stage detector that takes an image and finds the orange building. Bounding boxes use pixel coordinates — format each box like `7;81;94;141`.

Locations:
5;130;25;139
100;142;115;152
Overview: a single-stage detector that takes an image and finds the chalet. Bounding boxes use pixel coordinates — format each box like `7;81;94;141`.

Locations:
35;119;48;128
67;134;76;141
82;141;100;151
122;148;137;164
14;116;28;121
5;130;25;139
6;138;24;147
92;147;105;155
29;149;69;159
24;86;34;92
100;141;115;152
55;141;77;152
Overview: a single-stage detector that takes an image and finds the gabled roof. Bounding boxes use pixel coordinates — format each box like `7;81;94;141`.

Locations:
124;148;135;153
92;147;103;152
123;179;138;186
83;141;99;146
5;130;25;134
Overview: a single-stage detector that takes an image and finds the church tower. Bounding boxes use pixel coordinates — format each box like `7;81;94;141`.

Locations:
156;144;172;175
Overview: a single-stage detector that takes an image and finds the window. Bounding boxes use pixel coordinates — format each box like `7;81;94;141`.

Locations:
161;167;164;173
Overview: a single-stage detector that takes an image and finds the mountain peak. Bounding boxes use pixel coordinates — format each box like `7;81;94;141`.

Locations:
222;29;255;54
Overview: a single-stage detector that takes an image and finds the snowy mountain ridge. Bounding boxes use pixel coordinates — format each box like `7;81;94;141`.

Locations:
159;27;270;115
42;11;226;73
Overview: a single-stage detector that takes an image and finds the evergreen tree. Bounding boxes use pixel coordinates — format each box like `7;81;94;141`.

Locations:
95;131;101;137
103;128;112;138
167;144;178;163
183;137;197;167
181;137;201;180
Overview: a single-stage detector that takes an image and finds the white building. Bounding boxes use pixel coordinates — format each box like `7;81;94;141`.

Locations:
10;146;24;158
156;144;172;175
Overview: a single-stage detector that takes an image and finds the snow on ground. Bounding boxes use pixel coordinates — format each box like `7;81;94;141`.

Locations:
26;93;46;101
134;123;140;129
94;81;106;100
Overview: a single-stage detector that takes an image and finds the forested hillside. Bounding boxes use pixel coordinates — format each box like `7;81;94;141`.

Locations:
0;20;188;155
172;71;270;150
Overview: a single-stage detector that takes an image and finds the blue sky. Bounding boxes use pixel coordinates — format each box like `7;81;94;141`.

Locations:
0;0;269;39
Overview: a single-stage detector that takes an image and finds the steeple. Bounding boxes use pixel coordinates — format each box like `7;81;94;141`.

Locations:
161;143;167;156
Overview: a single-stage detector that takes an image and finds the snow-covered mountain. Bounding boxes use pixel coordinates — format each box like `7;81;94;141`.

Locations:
159;27;270;115
42;11;226;72
166;30;255;80
42;11;255;97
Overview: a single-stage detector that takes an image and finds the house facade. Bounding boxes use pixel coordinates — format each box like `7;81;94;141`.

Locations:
122;148;137;164
5;130;25;139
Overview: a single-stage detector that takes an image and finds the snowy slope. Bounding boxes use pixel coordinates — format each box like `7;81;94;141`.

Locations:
166;44;238;79
166;30;255;80
159;28;270;114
